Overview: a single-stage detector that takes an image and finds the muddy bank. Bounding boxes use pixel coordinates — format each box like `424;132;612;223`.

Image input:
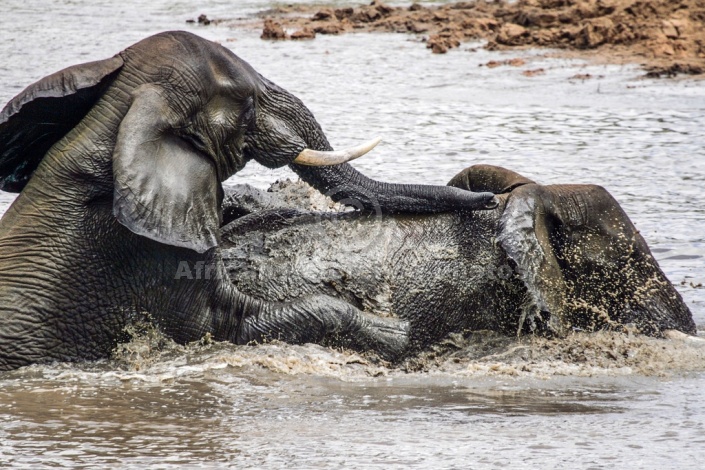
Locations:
213;0;705;77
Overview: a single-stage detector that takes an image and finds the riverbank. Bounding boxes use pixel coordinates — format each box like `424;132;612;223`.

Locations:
203;0;705;78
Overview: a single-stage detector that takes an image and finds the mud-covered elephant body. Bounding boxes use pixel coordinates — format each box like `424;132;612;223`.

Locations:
0;31;497;370
222;189;525;354
221;165;696;357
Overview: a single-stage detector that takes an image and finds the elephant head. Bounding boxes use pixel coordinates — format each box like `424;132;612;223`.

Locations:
450;165;696;337
0;31;496;254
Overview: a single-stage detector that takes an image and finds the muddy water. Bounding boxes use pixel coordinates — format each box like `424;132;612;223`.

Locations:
1;1;705;468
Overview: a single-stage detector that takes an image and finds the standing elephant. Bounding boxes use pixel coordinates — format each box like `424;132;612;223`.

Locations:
220;165;696;358
0;31;497;370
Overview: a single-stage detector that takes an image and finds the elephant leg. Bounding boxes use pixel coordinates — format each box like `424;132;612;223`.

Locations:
157;252;410;359
235;295;410;360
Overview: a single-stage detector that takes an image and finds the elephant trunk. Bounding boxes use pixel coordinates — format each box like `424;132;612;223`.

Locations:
292;154;499;214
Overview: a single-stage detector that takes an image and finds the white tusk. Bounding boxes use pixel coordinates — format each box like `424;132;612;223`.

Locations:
664;329;705;344
293;137;382;166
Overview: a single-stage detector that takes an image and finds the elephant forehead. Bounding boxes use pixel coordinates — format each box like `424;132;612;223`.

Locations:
209;59;259;93
121;35;216;86
122;32;262;113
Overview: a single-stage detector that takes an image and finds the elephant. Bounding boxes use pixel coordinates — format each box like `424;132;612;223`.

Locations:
219;164;696;359
0;31;498;370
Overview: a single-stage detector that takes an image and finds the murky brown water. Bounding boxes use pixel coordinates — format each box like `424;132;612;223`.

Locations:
1;1;704;468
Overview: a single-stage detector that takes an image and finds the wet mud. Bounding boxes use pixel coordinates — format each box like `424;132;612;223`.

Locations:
215;0;705;77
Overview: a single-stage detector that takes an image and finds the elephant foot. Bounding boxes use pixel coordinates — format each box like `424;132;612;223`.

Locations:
235;295;410;361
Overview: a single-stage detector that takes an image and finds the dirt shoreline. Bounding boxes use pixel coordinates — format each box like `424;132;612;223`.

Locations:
201;0;705;78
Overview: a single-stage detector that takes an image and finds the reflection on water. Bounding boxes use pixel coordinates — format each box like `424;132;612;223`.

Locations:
2;341;705;468
1;0;705;468
3;335;705;468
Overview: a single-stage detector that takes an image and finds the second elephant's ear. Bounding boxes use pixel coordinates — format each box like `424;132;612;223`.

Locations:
113;85;222;253
0;55;124;192
497;185;569;336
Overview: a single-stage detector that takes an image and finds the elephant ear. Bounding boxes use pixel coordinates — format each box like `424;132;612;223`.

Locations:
0;56;124;192
497;184;570;335
113;85;222;253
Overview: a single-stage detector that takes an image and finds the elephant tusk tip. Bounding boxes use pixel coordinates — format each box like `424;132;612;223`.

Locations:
293;137;383;166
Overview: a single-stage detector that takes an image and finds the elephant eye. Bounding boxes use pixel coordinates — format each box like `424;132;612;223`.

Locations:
182;133;208;153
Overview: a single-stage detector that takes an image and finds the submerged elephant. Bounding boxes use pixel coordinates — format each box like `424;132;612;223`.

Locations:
220;165;696;359
0;31;497;370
